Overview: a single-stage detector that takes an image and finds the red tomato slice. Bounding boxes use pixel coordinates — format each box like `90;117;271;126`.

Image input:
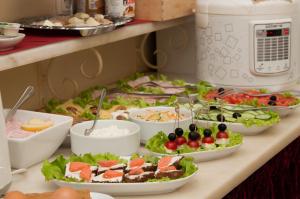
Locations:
103;170;123;179
98;160;118;168
69;162;90;172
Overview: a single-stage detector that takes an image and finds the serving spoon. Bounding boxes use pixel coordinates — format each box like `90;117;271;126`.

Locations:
5;86;34;122
84;88;106;136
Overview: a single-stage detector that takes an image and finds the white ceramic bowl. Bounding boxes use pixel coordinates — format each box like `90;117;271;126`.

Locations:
70;120;140;156
4;109;73;169
0;33;25;51
196;120;274;136
129;106;192;143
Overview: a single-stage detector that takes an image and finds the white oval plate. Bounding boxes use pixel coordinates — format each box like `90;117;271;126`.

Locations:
52;169;198;196
196;120;273;136
269;103;300;117
149;144;242;162
90;192;114;199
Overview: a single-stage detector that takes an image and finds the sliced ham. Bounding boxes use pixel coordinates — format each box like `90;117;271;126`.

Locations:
161;87;185;94
127;76;151;88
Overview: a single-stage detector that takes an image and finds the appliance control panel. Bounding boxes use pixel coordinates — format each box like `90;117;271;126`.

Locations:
251;20;291;76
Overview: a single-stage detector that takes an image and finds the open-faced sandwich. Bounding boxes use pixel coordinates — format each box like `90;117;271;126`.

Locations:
41;153;198;184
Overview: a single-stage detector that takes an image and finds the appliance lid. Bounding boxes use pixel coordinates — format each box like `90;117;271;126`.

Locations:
196;0;296;15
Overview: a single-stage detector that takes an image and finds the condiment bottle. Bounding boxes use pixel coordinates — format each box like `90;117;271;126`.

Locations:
86;0;105;15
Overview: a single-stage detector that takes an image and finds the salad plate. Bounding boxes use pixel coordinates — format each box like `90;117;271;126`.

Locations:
145;124;243;162
42;153;199;196
194;106;280;135
198;87;300;117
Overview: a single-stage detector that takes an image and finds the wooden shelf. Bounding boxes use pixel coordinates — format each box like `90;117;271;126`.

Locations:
0;16;193;72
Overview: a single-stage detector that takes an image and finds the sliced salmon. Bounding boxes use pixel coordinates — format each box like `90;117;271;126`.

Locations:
129;158;145;168
160;166;177;172
129;168;144;175
103;170;124;179
69;162;90;172
80;166;92;181
158;156;173;169
98;160;118;168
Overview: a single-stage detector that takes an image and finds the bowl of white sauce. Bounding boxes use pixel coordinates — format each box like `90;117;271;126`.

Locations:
70;120;140;156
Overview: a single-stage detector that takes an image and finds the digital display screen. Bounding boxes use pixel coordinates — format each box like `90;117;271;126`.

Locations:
266;29;282;37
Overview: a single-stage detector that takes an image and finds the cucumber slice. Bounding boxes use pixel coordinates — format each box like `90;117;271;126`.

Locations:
197;114;210;120
256;110;266;115
209;113;218;121
224;106;236;111
241;113;256;119
255;114;271;120
244;111;259;116
225;117;237;122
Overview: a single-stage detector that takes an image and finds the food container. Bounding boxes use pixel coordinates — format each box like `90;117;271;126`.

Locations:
0;33;25;52
70;120;140;156
0;23;21;37
135;0;195;21
129;106;193;143
4;109;73;169
105;0;135;18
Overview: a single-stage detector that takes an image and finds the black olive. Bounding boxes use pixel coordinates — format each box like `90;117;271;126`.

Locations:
217;114;226;122
218;88;225;95
233;112;242;119
168;133;177;141
209;106;218;110
203;129;212;137
270;95;277;101
189;123;197;132
218;123;227;131
175;128;184;137
268;101;277;106
188;131;200;141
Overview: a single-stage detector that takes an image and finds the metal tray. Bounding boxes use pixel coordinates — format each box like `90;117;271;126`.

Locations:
18;16;132;37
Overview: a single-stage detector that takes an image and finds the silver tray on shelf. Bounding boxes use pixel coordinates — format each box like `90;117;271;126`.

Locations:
18;16;132;37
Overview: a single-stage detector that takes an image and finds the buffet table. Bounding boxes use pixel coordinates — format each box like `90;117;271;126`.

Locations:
8;109;300;199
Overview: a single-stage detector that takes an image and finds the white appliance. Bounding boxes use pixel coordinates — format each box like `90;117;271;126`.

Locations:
0;93;12;195
195;0;299;90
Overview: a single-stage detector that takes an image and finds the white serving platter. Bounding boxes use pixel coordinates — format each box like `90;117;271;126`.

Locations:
149;144;242;162
196;120;273;136
52;169;198;196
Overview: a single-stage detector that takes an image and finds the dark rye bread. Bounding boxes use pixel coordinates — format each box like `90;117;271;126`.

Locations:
124;172;155;183
156;170;184;179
